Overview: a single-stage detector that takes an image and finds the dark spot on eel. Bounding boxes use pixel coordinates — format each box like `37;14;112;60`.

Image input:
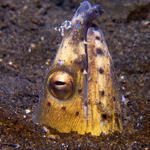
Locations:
47;102;51;107
102;114;107;120
81;68;84;72
78;88;82;94
98;101;101;105
99;68;104;74
75;111;79;116
61;106;66;111
80;37;84;41
96;48;103;55
100;90;105;97
113;97;116;101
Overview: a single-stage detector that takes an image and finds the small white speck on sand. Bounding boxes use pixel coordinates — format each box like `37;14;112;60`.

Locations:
30;43;36;48
122;95;126;102
28;43;36;53
122;87;126;90
142;20;150;26
45;59;51;65
120;75;125;80
28;48;31;52
8;61;13;65
25;109;31;114
23;5;28;10
40;36;44;41
23;115;26;118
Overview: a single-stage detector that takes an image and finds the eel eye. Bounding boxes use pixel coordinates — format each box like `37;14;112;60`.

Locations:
48;71;74;100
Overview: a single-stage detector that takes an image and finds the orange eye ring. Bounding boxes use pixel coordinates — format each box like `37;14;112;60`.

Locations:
48;71;74;100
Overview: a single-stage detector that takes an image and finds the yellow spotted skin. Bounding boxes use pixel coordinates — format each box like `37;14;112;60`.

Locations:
86;28;122;134
34;1;122;136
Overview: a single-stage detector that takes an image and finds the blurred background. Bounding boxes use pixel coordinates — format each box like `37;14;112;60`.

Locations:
0;0;150;149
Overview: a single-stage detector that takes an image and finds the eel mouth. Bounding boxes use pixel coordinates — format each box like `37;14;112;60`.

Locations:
67;1;104;42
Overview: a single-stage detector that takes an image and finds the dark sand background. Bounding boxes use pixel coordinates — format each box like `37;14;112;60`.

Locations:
0;0;150;149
